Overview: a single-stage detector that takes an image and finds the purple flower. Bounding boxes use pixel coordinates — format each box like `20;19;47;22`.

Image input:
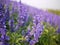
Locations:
29;40;36;45
14;1;29;30
17;1;29;26
25;14;44;45
9;17;15;32
57;28;60;33
0;0;10;44
0;42;4;45
5;7;10;21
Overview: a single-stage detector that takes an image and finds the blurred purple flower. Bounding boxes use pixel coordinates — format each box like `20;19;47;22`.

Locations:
0;0;10;44
9;17;15;32
25;14;44;45
29;40;36;45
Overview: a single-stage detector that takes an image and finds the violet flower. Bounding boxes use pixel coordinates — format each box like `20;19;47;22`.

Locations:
9;17;15;32
25;14;44;45
0;0;10;45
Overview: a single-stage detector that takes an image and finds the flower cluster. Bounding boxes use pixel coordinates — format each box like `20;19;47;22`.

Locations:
25;14;44;45
17;2;29;26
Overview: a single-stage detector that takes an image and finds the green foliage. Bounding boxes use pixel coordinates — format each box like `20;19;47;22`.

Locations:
35;22;58;45
48;9;60;15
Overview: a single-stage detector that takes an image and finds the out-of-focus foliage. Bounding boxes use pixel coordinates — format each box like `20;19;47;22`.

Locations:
48;9;60;15
35;22;60;45
7;31;28;45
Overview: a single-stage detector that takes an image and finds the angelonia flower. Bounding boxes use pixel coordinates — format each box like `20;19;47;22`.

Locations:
14;1;29;30
30;15;44;45
19;1;29;26
25;14;44;45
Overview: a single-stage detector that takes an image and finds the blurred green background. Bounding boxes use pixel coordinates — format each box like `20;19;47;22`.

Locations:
48;9;60;15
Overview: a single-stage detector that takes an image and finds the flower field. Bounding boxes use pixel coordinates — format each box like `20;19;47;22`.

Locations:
0;0;60;45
